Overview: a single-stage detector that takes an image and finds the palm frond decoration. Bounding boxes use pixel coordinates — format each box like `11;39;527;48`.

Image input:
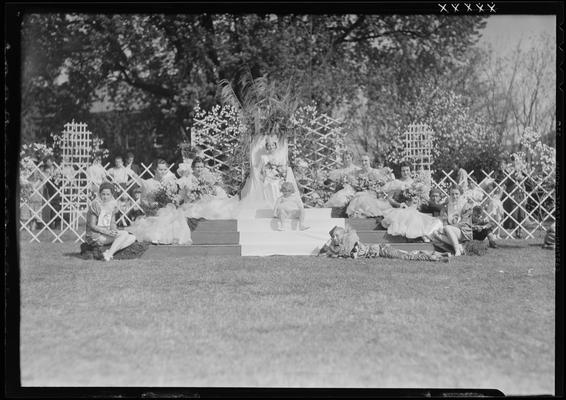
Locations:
218;70;304;139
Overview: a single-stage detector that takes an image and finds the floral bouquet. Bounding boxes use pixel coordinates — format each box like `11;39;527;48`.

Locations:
154;181;180;208
351;173;388;194
399;181;429;206
186;176;216;202
264;161;288;181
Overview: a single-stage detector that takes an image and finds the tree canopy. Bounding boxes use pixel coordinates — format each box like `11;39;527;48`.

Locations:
24;13;523;168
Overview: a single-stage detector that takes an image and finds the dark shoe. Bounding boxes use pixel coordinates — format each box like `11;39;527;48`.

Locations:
489;241;498;249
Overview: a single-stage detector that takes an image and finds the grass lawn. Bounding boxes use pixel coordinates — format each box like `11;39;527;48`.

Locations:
18;240;555;395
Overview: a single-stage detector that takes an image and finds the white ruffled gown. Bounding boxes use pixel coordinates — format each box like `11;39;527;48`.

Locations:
324;165;360;208
127;175;193;245
379;178;443;239
345;169;395;217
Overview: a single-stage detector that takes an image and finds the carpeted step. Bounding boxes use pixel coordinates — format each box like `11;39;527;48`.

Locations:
191;231;240;245
190;219;238;232
238;208;333;219
237;218;345;232
239;230;329;245
347;218;384;231
357;231;413;243
142;244;241;258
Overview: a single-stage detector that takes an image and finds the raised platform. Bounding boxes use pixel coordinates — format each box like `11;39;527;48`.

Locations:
140;211;435;257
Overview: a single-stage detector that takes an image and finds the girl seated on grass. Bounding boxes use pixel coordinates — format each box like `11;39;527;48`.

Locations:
85;182;137;261
273;182;309;231
431;184;473;256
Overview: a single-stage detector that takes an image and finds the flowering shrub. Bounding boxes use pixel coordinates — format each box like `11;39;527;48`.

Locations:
193;103;247;147
514;127;556;183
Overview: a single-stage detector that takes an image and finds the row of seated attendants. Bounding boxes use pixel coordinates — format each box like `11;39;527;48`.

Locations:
77;157;554;261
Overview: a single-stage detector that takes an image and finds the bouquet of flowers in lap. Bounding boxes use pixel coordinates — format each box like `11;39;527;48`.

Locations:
399;181;430;206
351;173;388;197
186;176;217;202
154;181;181;208
264;161;288;181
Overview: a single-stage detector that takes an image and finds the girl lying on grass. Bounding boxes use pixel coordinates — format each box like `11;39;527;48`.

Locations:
318;226;450;262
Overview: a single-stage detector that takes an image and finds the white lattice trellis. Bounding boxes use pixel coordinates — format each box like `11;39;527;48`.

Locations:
289;114;346;206
58;120;93;240
431;169;555;240
192;112;345;203
192;128;247;196
403;123;433;172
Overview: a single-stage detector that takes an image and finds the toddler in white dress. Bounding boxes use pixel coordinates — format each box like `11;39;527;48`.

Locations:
273;182;310;231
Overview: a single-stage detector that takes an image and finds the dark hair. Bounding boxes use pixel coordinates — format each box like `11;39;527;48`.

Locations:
472;205;483;213
155;158;168;167
42;156;54;164
191;157;205;167
342;150;354;159
99;182;115;194
449;184;462;193
399;161;412;170
429;188;442;197
126;152;134;159
115;155;123;161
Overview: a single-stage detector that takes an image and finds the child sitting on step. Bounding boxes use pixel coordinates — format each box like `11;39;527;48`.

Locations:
273;182;310;231
318;226;450;261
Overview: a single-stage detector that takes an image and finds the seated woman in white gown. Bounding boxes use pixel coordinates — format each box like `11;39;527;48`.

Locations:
179;157;240;219
380;162;443;240
127;159;192;245
239;134;303;211
345;155;394;218
324;150;361;208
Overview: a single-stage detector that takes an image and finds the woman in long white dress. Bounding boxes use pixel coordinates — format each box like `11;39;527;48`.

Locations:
380;162;443;240
239;134;302;211
345;155;393;218
127;160;192;245
179;158;240;219
325;150;361;208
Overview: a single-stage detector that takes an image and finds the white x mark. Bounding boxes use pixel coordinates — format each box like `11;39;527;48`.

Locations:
439;3;448;12
476;3;485;12
487;3;496;12
451;3;460;11
464;3;472;11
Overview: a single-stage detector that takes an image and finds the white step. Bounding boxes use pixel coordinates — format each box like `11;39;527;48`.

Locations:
239;230;330;245
236;208;333;219
237;218;345;232
241;243;324;256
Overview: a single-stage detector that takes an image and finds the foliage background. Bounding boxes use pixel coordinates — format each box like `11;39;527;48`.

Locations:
21;13;555;174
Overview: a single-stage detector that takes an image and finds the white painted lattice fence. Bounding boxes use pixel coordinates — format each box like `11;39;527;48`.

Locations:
18;161;175;243
431;169;555;240
403;123;433;172
19;161;555;242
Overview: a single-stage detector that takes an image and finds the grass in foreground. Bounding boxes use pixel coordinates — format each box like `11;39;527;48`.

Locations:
18;240;555;394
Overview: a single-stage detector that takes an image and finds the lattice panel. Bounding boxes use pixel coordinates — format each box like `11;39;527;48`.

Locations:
289;114;345;207
431;169;555;240
403;123;433;172
192;128;247;196
20;162;555;242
